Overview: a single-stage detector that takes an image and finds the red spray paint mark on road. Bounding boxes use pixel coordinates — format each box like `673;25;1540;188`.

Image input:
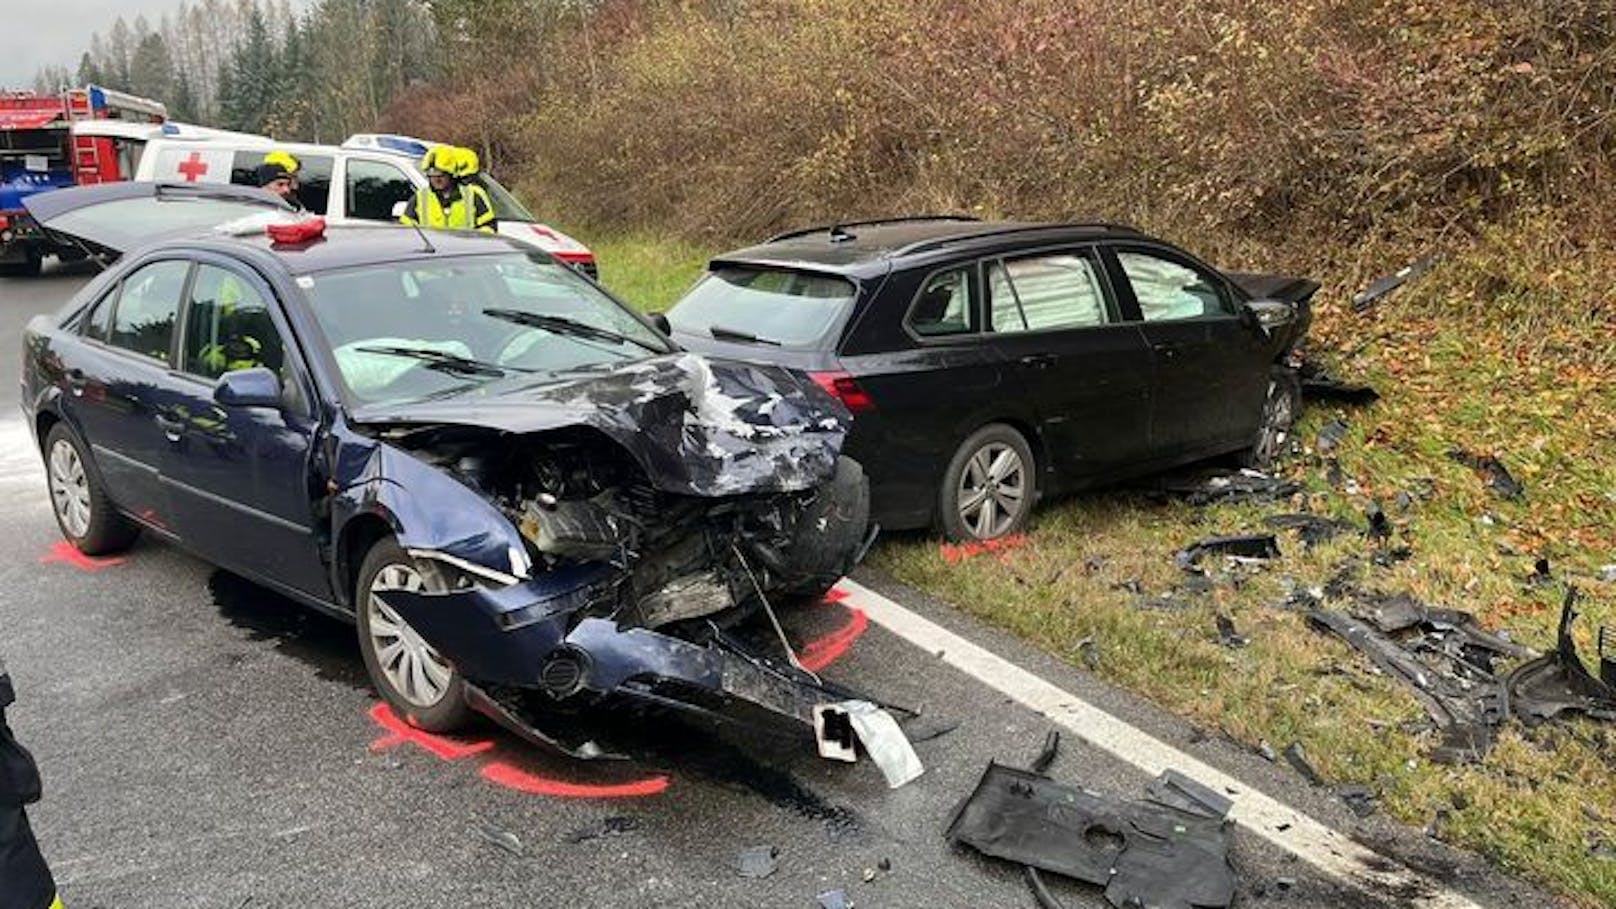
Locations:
799;606;869;672
39;541;125;572
364;702;669;799
939;533;1028;564
367;703;495;760
481;761;670;798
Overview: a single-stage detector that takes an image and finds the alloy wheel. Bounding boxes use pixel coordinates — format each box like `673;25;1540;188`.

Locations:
367;563;455;708
48;438;92;539
1253;379;1294;466
956;441;1028;539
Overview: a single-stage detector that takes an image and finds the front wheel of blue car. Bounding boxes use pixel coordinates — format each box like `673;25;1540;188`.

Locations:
356;537;473;733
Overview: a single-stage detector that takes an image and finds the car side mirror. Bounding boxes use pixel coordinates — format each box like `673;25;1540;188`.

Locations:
648;312;672;335
214;367;282;408
391;200;408;218
1244;299;1296;332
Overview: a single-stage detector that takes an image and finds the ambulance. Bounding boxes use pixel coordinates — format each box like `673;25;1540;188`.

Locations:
132;131;598;278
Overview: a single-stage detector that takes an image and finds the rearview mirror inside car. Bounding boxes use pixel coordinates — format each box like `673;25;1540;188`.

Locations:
214;367;283;408
1244;299;1296;332
649;312;672;335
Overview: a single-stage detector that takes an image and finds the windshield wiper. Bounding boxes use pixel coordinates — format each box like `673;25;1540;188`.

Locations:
707;324;781;346
354;345;521;377
482;308;662;353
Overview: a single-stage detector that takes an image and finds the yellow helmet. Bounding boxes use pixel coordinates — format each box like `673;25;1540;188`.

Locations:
262;150;300;173
450;146;480;178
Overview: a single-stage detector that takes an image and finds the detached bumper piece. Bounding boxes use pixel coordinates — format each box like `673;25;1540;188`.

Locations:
946;756;1235;909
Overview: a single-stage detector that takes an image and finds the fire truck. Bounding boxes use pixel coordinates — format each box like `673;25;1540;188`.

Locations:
0;85;166;276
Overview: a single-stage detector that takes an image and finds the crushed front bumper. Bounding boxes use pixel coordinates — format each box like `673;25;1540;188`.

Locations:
379;569;848;752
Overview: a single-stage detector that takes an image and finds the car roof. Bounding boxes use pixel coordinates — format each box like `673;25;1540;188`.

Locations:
158;222;535;275
711;217;1147;279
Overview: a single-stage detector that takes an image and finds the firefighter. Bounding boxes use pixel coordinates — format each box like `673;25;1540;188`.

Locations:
0;657;61;909
399;146;496;233
255;150;304;210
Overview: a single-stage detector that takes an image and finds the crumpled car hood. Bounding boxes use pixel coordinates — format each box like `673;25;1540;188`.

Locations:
349;353;850;497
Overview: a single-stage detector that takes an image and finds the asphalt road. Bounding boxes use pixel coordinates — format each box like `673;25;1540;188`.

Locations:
0;262;1557;908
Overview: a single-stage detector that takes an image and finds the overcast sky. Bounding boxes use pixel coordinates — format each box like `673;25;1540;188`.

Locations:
0;0;308;89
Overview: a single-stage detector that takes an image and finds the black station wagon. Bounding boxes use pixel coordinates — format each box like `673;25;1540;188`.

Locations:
666;217;1317;540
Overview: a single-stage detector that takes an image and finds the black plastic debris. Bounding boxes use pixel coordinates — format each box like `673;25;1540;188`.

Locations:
945;761;1236;909
1336;784;1378;818
1447;449;1525;500
737;845;779;879
1315;419;1350;454
1365;502;1393;542
1265;513;1355;548
1299;365;1380;405
1175;535;1281;572
1505;589;1616;724
1216;615;1249;648
1147;469;1300;506
1308;609;1505;764
1282;743;1326;786
1352;257;1435;313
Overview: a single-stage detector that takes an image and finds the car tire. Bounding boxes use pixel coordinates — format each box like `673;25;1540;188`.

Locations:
355;536;473;733
776;457;870;598
1239;368;1302;470
44;422;138;555
939;423;1036;542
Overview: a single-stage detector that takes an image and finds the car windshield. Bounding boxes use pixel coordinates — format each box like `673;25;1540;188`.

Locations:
472;174;537;223
301;252;672;406
668;266;856;349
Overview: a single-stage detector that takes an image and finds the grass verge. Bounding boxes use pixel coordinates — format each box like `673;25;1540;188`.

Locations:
595;229;1616;907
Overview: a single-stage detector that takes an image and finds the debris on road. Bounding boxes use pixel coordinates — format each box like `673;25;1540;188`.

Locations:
946;751;1237;909
1146;469;1300;506
475;823;525;856
1336;784;1379;818
815;700;924;788
1447;449;1526;500
1282;742;1326;786
816;888;853;909
1175;534;1281;572
561;815;641;844
736;845;780;879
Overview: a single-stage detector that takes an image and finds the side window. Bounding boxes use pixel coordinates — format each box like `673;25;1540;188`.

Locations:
83;287;117;341
1117;251;1228;321
907;268;976;337
108;260;189;362
987;253;1109;334
181;265;286;380
230;151;334;215
345;159;416;221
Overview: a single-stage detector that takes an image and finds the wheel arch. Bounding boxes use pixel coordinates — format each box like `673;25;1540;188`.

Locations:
333;511;398;610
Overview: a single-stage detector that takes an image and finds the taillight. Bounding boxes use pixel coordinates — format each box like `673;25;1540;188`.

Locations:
0;214;10;231
808;370;875;414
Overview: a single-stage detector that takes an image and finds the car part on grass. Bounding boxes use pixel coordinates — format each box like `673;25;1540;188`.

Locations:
736;844;780;879
946;758;1237;909
1505;589;1616;724
1315;419;1349;455
1147;468;1300;506
1175;534;1281;572
1298;361;1380;405
1365;502;1393;542
1216;615;1248;648
1265;513;1355;548
1351;257;1435;313
1307;609;1505;764
1446;449;1525;500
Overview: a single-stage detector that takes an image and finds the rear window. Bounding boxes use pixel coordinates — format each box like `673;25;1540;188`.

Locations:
668;267;856;349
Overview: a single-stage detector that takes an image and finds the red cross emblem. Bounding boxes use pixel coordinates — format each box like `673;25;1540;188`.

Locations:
176;152;209;182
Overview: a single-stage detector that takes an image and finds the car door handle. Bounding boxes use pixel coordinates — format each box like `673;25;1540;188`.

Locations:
1152;342;1181;359
1018;354;1057;370
155;414;185;442
66;369;87;396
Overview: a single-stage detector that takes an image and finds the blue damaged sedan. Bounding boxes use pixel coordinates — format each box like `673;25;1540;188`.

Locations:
19;183;870;757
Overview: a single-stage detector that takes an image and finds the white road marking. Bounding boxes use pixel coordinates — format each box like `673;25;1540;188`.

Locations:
835;577;1490;909
0;417;45;487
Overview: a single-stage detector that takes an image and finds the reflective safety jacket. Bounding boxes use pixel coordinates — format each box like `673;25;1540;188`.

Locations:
1;665;57;909
399;183;496;233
